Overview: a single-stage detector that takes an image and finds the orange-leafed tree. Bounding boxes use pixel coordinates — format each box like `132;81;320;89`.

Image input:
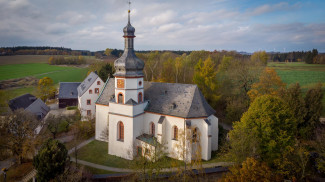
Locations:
247;68;285;102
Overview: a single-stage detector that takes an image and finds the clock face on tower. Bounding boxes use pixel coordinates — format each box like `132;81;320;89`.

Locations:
117;79;125;88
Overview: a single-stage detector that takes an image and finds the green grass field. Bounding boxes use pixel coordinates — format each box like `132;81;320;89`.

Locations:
0;63;88;83
268;62;325;116
73;140;184;169
268;62;325;87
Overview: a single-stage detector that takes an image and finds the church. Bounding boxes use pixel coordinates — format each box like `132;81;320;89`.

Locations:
95;9;218;162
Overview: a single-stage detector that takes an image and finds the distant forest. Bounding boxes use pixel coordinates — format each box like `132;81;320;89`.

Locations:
0;46;324;64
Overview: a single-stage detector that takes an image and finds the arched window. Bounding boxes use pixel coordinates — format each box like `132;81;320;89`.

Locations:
118;93;124;104
138;92;143;103
172;126;178;140
150;122;155;136
117;121;124;141
192;127;199;142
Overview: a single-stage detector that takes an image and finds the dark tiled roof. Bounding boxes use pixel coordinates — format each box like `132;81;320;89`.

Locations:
144;82;215;118
8;94;37;111
125;98;137;105
58;82;81;99
25;98;50;117
158;116;165;124
136;133;158;146
77;72;99;97
96;78;115;105
8;94;50;118
204;119;211;126
96;80;216;118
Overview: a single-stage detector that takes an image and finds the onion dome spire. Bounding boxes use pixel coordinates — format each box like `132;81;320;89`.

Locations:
114;2;145;77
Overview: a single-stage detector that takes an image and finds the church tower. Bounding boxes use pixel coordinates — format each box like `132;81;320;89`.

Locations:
108;5;147;160
114;8;144;105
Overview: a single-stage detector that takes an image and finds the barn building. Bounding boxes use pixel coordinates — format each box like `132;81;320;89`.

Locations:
8;93;50;120
58;82;80;108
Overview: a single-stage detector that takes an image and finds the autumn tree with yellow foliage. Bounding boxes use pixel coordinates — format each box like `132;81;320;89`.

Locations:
219;157;274;182
251;51;269;65
193;56;220;107
247;68;286;102
37;77;56;101
228;95;296;166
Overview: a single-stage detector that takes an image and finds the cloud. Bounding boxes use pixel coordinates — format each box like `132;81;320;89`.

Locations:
57;11;96;25
247;2;301;16
45;23;70;34
0;0;323;52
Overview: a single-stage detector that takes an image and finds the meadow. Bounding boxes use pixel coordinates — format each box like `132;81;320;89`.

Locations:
268;62;325;116
0;57;89;107
268;62;325;88
0;63;88;83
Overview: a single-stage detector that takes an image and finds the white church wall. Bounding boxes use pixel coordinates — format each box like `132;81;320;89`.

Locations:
164;115;188;161
108;114;134;160
95;104;109;141
209;115;219;151
79;77;104;120
190;118;210;161
133;101;148;116
109;102;132;115
142;113;214;161
143;113;160;136
133;115;145;142
125;77;143;90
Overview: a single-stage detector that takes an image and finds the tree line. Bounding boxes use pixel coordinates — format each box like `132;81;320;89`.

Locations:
270;49;325;64
0;46;93;56
48;56;86;65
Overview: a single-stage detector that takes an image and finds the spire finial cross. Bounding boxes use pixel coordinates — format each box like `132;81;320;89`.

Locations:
127;0;131;24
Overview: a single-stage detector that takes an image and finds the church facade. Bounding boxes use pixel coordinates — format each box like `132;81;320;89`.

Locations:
95;10;218;161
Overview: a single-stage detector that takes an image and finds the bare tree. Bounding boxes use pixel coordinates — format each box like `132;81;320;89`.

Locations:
100;126;109;141
0;109;39;164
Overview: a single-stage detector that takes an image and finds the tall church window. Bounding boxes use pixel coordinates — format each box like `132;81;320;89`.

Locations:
172;126;178;140
117;121;124;141
138;92;143;103
150;122;155;136
118;93;124;104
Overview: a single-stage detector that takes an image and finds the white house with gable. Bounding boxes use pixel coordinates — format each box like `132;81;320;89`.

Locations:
77;71;104;120
95;9;218;162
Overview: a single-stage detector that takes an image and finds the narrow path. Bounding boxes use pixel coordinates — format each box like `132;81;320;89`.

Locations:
70;157;233;173
68;137;233;173
70;157;133;172
68;137;95;154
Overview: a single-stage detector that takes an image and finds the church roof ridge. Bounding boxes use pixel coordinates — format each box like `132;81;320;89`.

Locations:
95;79;215;118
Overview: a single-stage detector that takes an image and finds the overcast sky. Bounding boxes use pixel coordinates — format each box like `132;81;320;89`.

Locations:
0;0;324;52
